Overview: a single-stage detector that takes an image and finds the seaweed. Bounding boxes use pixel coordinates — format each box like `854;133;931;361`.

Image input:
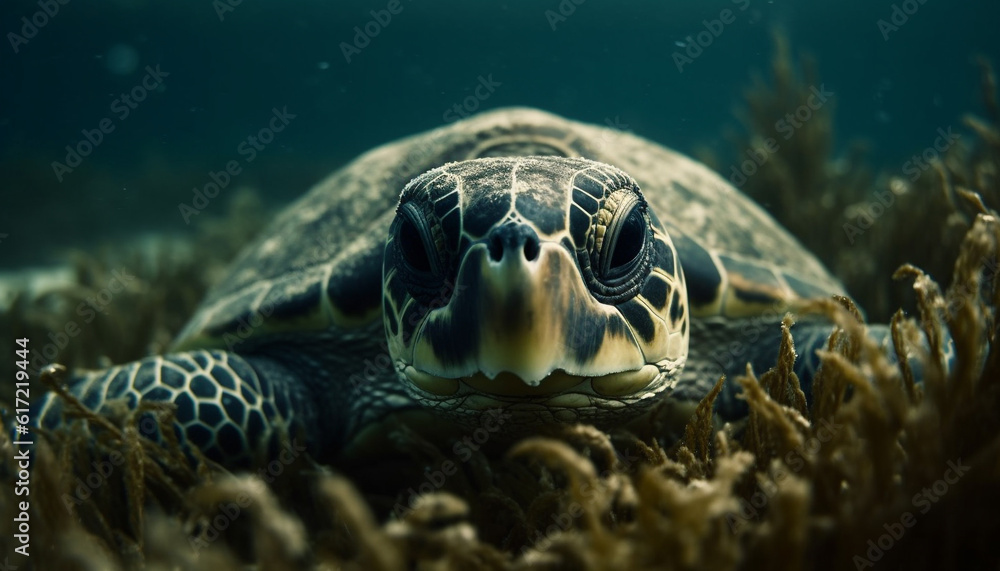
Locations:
706;32;1000;323
0;189;267;407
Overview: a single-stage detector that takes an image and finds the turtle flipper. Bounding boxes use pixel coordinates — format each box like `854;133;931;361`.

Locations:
711;321;957;421
701;319;834;421
34;350;317;467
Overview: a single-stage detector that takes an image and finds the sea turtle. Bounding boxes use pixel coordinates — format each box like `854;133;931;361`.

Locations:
35;107;884;466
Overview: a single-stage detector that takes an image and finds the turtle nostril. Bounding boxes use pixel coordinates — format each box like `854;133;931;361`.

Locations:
523;235;540;261
486;223;541;263
488;233;504;262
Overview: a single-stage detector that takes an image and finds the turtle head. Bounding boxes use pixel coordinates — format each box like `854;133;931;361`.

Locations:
381;156;689;427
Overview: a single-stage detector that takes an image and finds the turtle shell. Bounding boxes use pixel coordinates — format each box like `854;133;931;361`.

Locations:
174;107;842;352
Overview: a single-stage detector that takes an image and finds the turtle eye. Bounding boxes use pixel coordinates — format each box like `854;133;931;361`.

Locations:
396;203;438;275
607;206;645;271
399;218;431;272
600;195;648;278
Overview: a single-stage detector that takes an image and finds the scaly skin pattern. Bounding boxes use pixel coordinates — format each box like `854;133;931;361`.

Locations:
35;351;309;467
382;158;689;431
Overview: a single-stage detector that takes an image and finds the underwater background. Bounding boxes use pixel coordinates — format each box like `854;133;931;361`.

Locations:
1;0;997;269
4;2;1000;570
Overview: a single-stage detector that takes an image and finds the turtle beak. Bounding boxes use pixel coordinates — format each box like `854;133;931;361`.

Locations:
410;222;648;384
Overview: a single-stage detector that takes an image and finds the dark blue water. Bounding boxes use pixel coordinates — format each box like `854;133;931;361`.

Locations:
1;0;995;268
